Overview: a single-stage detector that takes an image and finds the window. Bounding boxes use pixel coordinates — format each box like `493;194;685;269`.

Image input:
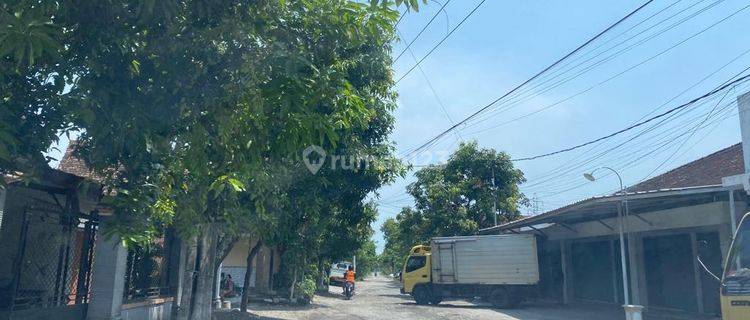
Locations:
405;256;426;273
726;217;750;278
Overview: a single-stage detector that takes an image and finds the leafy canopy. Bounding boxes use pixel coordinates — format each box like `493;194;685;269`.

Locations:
380;142;527;271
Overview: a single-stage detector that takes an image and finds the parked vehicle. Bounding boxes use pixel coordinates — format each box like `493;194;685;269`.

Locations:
720;212;750;320
329;261;353;287
400;234;540;308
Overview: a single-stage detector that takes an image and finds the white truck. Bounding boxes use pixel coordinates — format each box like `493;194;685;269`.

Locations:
400;234;540;308
329;261;353;287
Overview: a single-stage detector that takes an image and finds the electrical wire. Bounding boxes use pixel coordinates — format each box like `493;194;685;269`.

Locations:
393;0;452;62
399;0;655;160
511;71;750;161
395;0;487;84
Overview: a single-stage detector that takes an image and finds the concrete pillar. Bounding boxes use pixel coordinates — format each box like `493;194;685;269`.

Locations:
610;239;619;304
560;240;573;304
0;187;5;231
627;234;647;306
87;227;128;320
172;239;188;316
214;263;222;308
720;223;734;263
690;232;705;314
738;91;750;171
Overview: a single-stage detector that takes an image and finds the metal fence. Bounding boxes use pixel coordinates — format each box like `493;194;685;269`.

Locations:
7;208;98;311
123;237;173;302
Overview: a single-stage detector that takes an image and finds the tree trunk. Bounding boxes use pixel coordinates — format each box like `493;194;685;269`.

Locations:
289;267;297;301
175;235;198;320
173;224;221;320
190;223;220;320
316;258;327;293
240;239;263;312
214;234;239;270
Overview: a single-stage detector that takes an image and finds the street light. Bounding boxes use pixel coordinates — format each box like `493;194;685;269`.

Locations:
583;167;643;320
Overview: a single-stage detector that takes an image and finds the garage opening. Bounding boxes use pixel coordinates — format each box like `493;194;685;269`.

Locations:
571;240;615;302
644;233;697;312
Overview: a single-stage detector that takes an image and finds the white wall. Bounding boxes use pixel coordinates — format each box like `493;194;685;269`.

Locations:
121;301;172;320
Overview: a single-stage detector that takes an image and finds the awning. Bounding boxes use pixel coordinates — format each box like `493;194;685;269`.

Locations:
480;185;729;234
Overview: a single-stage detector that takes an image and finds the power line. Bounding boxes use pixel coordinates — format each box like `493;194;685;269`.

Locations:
400;0;655;159
519;46;750;188
468;1;746;136
511;71;750;162
395;0;488;84
465;0;714;129
638;85;735;180
397;28;463;141
393;0;452;63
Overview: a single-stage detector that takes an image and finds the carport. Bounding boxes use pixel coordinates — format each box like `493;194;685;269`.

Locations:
481;185;742;316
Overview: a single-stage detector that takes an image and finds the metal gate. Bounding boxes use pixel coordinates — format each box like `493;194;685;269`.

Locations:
7;208;98;314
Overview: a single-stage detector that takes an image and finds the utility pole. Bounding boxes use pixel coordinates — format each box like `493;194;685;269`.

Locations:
531;193;542;215
492;166;498;226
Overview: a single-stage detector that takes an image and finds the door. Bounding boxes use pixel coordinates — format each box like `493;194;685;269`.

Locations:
436;243;456;283
402;255;430;293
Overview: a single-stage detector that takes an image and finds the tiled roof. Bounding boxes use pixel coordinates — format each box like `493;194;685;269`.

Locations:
57;141;102;182
628;143;744;192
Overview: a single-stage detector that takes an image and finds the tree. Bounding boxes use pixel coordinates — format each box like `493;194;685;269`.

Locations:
381;142;527;271
354;239;379;279
2;0;404;318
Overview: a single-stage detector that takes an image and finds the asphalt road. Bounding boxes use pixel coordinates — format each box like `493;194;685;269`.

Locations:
232;276;623;320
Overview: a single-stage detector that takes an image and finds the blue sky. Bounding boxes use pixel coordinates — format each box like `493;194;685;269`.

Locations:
373;0;750;252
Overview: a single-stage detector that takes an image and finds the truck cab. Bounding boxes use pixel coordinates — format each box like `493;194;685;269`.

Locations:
721;212;750;319
401;245;431;294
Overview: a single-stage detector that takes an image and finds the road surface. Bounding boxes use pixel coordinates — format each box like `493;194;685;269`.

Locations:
220;276;626;320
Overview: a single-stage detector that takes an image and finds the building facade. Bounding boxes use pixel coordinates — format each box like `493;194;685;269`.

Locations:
482;143;747;317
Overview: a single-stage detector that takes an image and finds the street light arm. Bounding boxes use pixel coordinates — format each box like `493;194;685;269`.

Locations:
590;166;624;193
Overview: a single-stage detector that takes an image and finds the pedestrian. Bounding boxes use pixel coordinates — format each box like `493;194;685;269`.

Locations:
221;274;235;300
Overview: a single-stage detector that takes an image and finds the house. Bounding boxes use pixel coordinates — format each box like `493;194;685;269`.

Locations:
0;167;102;319
481;143;747;317
0;143;182;320
220;239;281;299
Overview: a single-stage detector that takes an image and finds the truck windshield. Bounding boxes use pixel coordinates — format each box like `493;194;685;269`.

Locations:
725;216;750;278
405;256;426;273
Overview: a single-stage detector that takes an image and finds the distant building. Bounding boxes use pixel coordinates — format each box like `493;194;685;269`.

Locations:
481;143;746;317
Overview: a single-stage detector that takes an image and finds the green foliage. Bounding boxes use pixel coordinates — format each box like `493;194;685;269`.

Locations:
380;142;527;273
2;0;416;305
354;239;378;279
295;276;317;305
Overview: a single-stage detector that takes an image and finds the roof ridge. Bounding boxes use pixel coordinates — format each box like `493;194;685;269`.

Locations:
629;142;742;191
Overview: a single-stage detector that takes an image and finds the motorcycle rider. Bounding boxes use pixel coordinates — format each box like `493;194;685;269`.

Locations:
344;265;355;297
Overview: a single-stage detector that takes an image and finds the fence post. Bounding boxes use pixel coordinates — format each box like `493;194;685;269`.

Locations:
87;219;128;320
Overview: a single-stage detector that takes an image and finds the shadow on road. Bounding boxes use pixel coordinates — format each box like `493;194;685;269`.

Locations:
245;301;330;312
213;309;287;320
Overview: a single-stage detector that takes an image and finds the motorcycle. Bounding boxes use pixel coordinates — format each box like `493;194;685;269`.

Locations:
343;281;355;300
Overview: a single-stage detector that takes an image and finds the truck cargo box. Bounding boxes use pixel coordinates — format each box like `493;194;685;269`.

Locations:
430;234;539;285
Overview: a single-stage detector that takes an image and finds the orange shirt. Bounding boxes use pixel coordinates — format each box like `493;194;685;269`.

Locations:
345;270;355;282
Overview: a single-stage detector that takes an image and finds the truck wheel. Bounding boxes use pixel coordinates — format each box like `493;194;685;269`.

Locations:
412;286;431;305
489;288;515;309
